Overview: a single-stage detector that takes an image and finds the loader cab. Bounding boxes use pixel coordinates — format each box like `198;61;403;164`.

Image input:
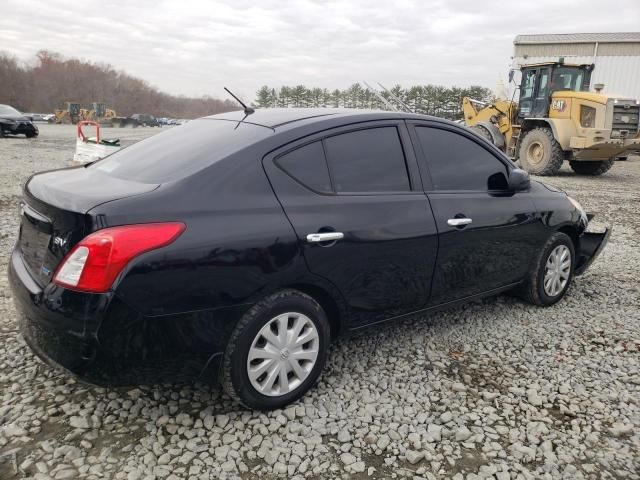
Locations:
516;62;593;120
92;103;106;117
66;102;81;116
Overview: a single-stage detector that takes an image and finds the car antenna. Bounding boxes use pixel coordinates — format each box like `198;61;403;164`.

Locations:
224;87;255;115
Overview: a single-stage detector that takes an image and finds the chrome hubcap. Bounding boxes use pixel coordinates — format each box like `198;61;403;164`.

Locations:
544;245;571;297
247;312;319;397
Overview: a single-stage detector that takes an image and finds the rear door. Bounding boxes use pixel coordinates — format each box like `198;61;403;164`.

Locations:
408;121;545;305
264;121;438;328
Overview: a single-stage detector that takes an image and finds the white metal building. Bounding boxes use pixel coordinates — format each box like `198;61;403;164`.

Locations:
512;32;640;99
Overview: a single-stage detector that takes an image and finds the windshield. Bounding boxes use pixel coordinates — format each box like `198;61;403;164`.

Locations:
551;67;586;91
91;119;271;183
0;105;21;115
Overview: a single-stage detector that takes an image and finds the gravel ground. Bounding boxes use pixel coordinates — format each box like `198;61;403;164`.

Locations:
0;124;638;480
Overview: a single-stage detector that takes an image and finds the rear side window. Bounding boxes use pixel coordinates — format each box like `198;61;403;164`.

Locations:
92;119;271;183
415;127;507;191
323;127;410;193
276;141;332;193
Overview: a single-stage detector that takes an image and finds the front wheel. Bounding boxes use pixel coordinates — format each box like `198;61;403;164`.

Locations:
569;159;615;175
518;128;564;176
222;290;330;410
517;232;575;306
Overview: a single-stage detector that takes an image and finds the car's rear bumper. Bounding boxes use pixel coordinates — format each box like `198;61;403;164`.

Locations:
8;249;244;385
9;249;107;377
575;228;611;275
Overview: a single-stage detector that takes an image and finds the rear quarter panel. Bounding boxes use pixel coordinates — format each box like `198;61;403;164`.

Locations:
89;148;308;317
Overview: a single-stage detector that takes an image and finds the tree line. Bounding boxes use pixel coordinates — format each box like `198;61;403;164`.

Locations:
0;49;493;120
0;51;237;118
254;83;493;119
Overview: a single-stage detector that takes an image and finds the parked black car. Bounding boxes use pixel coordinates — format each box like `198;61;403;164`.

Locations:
0;104;39;138
9;109;609;409
130;113;160;127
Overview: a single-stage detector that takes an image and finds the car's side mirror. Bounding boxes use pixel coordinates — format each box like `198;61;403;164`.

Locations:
508;168;530;191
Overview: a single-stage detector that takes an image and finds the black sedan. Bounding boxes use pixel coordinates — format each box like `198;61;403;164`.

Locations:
130;113;160;127
8;109;609;409
0;104;39;138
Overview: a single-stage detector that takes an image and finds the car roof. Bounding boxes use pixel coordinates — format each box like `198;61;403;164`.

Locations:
205;108;447;129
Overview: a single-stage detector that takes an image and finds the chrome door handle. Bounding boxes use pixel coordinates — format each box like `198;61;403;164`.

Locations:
306;232;344;243
447;218;472;227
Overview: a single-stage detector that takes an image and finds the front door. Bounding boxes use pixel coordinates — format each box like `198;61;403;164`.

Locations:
264;121;438;327
531;67;551;117
409;122;546;305
517;67;551;119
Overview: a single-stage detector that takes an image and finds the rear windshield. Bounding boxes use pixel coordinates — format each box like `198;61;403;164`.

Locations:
92;119;271;183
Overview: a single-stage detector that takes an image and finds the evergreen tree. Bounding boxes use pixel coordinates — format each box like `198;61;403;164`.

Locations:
254;82;493;119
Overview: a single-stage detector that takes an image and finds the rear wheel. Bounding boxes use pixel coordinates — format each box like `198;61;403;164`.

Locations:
518;127;564;176
222;290;330;410
569;159;615;175
517;232;575;306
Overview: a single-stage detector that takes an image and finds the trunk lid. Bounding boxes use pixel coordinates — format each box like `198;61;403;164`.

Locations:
19;166;159;286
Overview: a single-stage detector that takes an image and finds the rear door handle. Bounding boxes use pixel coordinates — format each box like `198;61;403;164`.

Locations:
447;218;472;227
306;232;344;243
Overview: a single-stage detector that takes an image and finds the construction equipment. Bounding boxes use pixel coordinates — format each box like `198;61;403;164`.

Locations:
53;102;82;124
463;61;640;175
81;102;117;125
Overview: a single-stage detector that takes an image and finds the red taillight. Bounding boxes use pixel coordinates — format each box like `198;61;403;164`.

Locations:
53;222;185;293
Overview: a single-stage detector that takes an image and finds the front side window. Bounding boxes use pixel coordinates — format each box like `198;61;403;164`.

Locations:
552;67;586;91
415;126;507;191
323;127;410;193
536;69;550;100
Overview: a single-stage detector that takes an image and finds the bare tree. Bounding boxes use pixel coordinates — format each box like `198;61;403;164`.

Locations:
0;50;236;117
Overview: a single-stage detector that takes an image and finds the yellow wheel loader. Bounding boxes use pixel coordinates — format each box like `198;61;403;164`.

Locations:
53;102;82;124
82;103;118;125
463;62;640;175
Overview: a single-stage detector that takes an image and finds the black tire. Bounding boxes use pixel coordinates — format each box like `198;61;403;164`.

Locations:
518;127;564;176
222;289;330;410
469;125;494;145
517;232;575;306
569;159;615;176
26;131;38;138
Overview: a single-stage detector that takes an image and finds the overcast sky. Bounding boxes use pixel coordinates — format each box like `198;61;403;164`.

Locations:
2;0;639;101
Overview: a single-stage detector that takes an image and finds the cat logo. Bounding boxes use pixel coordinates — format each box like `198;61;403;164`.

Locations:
551;99;567;112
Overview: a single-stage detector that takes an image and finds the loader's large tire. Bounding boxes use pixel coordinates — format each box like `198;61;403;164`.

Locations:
569;159;615;176
518;127;564;176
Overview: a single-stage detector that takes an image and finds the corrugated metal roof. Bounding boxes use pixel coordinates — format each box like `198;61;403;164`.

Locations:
515;32;640;45
511;54;640;99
